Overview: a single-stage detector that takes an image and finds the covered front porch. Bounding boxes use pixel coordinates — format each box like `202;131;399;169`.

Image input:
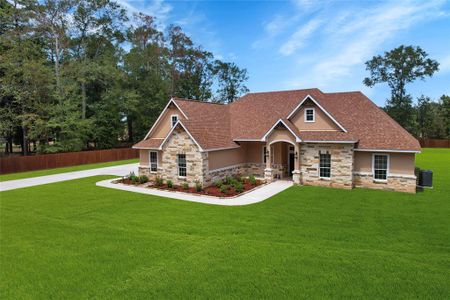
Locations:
261;119;301;183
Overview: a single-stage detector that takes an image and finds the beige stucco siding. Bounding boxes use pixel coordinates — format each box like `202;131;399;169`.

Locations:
244;142;265;163
268;128;297;144
208;147;246;170
139;149;149;166
291;103;340;131
353;152;415;175
151;106;185;138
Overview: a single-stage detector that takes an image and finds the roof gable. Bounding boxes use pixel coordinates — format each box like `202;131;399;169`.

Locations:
287;95;347;132
144;98;188;140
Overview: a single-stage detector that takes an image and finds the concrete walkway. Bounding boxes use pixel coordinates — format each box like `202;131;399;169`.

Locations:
96;179;294;206
0;163;138;192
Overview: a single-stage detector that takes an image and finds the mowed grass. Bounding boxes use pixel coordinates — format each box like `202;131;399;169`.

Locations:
0;149;449;299
0;158;138;182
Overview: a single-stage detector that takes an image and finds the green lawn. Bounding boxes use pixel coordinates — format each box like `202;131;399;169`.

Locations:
0;158;138;182
1;148;449;299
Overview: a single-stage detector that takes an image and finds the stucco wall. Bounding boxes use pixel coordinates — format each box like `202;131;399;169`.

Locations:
353;152;415;175
151;105;185;138
268;128;297;144
290;101;340;131
208;147;247;170
244;142;264;163
139;149;149;166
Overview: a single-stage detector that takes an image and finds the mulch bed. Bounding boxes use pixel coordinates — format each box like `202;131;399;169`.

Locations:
116;178;264;198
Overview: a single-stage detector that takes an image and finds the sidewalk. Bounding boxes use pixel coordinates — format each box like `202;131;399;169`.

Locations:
96;179;294;206
0;163;138;192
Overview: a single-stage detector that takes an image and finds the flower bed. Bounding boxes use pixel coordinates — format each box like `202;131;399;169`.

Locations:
115;173;264;198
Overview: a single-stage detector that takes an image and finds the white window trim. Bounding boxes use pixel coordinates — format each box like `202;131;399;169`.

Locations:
318;151;331;179
372;153;390;182
304;108;315;123
149;151;158;173
171;114;179;128
177;153;187;178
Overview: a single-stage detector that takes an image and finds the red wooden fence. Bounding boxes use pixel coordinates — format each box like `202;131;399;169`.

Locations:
0;148;138;175
418;138;450;148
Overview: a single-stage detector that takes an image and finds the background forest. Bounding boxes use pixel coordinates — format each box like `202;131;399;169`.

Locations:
1;0;448;156
1;0;249;155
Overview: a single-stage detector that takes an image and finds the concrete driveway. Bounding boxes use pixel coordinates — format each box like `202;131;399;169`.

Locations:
0;163;138;192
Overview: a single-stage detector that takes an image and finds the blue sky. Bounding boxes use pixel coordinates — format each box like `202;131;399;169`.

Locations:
119;0;450;106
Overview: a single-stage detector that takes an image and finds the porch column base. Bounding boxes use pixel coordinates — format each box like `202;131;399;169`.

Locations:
292;170;301;184
264;168;274;182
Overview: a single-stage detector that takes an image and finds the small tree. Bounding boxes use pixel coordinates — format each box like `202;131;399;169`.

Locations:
363;45;439;133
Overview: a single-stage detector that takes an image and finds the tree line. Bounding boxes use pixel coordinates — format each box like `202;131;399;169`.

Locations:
364;45;449;140
0;0;249;155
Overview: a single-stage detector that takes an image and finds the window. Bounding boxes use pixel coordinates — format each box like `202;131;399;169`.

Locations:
319;151;331;178
305;108;315;122
373;154;388;181
150;151;158;172
171;115;178;127
178;154;186;177
262;146;267;163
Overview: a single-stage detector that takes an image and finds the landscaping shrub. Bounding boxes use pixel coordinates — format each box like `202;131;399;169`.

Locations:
195;181;202;192
229;178;239;187
235;182;244;193
139;175;149;184
155;177;163;186
220;184;228;194
182;182;189;190
249;175;257;185
167;180;173;189
224;176;233;184
214;179;223;188
129;171;138;183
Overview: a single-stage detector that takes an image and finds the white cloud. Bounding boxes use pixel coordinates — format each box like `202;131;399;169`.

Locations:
117;0;172;29
285;0;448;88
279;18;322;55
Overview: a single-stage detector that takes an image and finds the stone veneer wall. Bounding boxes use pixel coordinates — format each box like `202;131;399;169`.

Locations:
300;143;354;189
353;172;416;193
159;127;207;187
205;163;266;186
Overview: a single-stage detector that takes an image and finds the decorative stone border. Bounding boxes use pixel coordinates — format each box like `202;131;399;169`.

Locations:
96;178;294;206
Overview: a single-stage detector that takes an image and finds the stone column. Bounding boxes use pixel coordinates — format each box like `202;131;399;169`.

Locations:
264;142;273;182
292;142;301;184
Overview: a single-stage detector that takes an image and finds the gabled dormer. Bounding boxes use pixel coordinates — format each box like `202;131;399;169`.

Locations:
287;95;347;132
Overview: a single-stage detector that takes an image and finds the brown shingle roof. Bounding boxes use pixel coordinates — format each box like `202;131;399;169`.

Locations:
132;138;163;149
135;89;420;152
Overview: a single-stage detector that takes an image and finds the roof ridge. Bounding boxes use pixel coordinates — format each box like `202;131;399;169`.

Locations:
246;88;322;95
324;90;362;95
172;97;225;105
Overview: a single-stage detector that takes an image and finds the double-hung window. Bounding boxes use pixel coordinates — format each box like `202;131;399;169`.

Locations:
373;154;388;181
171;115;178;127
178;154;187;177
149;151;158;172
305;108;315;122
319;151;331;178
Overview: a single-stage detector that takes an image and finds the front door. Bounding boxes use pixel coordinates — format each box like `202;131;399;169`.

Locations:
288;146;295;176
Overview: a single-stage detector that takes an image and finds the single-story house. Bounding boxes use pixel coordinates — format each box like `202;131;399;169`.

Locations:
133;89;420;193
